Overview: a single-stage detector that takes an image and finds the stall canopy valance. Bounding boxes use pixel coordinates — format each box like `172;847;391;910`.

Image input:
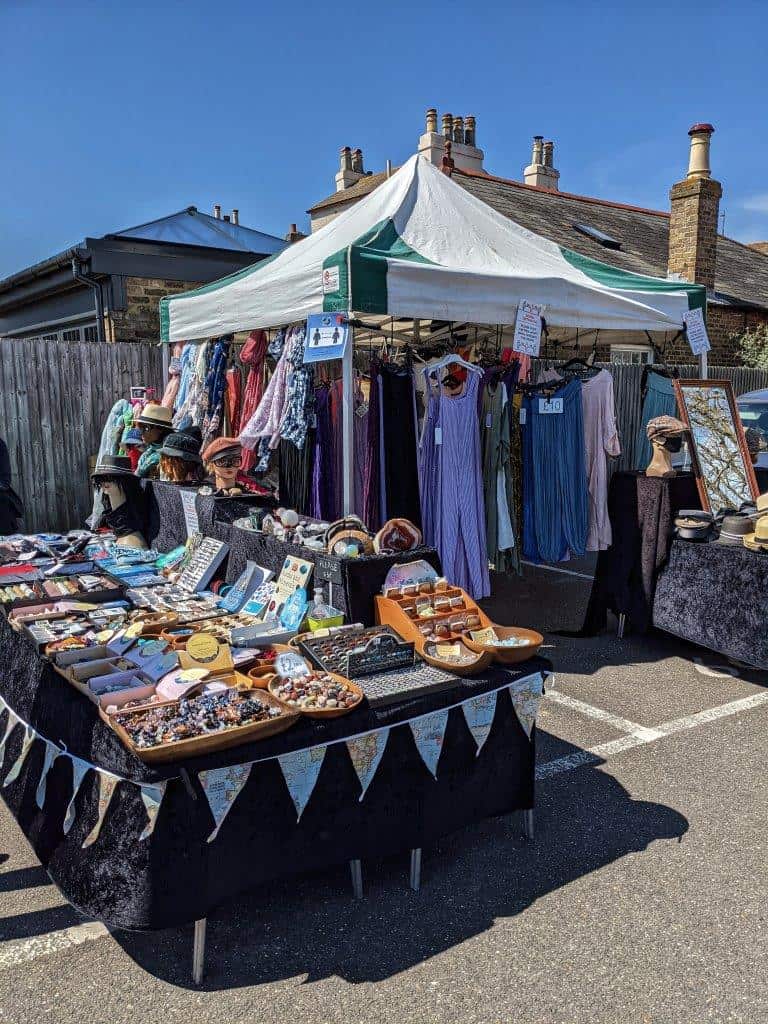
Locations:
160;154;705;343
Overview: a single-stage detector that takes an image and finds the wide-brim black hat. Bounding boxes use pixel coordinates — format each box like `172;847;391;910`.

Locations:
92;455;135;479
160;430;203;463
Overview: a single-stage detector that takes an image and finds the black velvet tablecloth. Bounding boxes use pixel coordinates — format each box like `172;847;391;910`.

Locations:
581;471;700;635
653;539;768;669
0;613;546;930
141;481;442;626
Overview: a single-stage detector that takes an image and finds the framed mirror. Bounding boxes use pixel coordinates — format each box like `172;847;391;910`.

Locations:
674;379;759;513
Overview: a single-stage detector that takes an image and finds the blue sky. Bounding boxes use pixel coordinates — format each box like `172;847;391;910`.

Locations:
1;0;767;279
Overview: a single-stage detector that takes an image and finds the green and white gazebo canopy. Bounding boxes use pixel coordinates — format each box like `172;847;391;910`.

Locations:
160;154;705;343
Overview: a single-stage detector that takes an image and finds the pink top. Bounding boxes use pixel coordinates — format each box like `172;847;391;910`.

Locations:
538;367;620;550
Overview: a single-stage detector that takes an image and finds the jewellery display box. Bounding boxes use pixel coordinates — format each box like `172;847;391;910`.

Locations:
0;573;124;610
375;582;496;676
298;625;415;679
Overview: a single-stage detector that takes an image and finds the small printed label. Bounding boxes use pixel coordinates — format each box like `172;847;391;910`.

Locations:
434;427;442;446
519;407;527;425
485;413;492;429
322;266;340;294
539;397;563;415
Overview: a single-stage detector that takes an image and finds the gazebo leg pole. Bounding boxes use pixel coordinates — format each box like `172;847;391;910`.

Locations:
409;848;422;891
350;859;363;899
192;918;207;985
617;613;626;640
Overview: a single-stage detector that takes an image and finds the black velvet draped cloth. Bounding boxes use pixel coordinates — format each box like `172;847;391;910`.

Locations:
141;480;442;626
653;539;768;668
581;471;700;635
0;613;546;930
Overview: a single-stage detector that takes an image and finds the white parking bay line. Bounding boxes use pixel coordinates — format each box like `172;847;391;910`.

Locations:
0;921;109;968
537;691;768;780
546;690;663;741
522;561;594;581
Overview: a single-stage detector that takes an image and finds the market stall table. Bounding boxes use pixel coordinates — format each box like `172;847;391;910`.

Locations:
0;612;547;980
653;537;768;669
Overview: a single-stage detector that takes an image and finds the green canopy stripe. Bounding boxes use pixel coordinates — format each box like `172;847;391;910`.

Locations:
347;218;433;313
560;247;707;313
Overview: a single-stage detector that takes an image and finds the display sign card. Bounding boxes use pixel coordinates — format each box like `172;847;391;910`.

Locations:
180;490;200;538
219;561;273;613
512;300;546;357
538;397;563;415
304;313;349;363
683;307;711;356
322;267;340;294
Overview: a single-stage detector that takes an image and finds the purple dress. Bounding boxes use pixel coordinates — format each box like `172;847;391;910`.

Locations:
418;372;440;547
422;371;490;599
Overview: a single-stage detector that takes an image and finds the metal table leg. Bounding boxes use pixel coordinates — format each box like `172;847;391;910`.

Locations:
409;848;422;892
349;859;363;899
522;809;534;841
192;918;207;985
617;613;626;640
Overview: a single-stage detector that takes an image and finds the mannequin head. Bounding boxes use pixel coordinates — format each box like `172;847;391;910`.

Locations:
136;403;174;448
160;429;203;485
201;437;243;493
645;415;687;478
745;427;764;467
91;457;147;548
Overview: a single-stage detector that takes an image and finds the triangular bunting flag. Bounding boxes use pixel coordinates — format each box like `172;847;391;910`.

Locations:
508;672;544;738
36;742;60;810
2;725;36;788
138;782;167;841
277;745;327;821
82;773;120;848
63;757;91;834
198;763;253;842
461;691;497;756
346;729;389;801
409;708;449;778
0;709;21;763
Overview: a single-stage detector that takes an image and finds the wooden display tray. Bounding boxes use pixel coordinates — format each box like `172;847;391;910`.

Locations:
0;580;124;611
103;679;299;763
267;671;364;719
375;587;496;677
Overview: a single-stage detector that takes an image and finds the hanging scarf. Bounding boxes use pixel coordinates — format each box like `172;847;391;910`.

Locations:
238;330;269;472
201;336;232;446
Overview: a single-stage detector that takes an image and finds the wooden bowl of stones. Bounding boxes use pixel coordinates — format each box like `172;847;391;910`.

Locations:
268;671;363;719
463;625;543;665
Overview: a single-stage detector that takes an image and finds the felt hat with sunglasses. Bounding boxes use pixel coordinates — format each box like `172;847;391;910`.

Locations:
136;404;174;430
202;436;242;464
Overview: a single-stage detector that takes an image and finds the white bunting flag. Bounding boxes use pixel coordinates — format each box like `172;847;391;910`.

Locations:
82;773;120;848
2;725;36;788
409;708;449;778
138;782;167;841
36;742;60;809
63;757;91;834
277;745;327;821
461;691;498;756
0;709;20;763
346;729;389;801
198;763;253;842
508;672;544;738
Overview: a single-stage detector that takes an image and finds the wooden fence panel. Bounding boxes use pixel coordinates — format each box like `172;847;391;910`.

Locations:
0;340;163;533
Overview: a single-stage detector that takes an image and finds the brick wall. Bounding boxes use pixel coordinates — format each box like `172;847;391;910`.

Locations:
106;278;201;343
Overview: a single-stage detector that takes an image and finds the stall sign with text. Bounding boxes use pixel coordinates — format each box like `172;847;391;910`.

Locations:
512;300;546;357
683;307;711;356
304;313;349;363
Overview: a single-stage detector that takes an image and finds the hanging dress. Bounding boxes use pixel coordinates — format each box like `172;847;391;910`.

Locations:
431;370;490;599
481;380;520;574
633;370;676;470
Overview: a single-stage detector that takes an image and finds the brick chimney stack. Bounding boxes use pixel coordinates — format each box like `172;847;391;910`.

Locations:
419;108;484;173
668;123;721;289
335;145;366;192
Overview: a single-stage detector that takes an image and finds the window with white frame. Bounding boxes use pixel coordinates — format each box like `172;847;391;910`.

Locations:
610;344;654;365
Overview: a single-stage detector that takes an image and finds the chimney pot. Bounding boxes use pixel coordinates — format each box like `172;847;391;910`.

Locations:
452;116;464;144
340;146;352;172
351;147;364;173
213;203;221;219
464;115;476;146
223;214;231;222
426;107;438;134
687;122;715;179
441;140;455;177
543;141;554;168
532;136;544;164
442;113;453;139
231;208;239;225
